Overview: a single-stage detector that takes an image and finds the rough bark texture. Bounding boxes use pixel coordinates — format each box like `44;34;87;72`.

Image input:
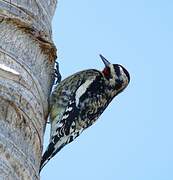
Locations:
0;0;57;179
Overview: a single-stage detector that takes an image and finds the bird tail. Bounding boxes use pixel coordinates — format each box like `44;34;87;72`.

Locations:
39;142;55;172
39;141;64;173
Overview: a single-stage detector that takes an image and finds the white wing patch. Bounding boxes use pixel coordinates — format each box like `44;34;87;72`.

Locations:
75;79;95;106
62;114;69;120
66;106;73;112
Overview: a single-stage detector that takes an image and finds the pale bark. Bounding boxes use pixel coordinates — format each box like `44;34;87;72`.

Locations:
0;0;58;179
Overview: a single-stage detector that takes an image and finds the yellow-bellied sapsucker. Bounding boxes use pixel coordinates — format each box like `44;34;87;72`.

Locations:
40;55;130;171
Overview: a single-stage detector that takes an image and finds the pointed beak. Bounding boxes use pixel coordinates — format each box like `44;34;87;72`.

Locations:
99;54;111;67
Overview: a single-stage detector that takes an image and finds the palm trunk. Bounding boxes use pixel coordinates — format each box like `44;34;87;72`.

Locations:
0;1;58;179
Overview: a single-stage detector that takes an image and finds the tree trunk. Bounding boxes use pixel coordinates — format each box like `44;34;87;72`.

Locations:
0;1;57;179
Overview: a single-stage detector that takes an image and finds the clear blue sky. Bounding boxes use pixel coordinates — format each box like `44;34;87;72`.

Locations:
41;1;173;179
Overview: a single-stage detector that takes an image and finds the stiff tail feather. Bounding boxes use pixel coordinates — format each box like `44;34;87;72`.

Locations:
39;142;55;172
39;141;64;172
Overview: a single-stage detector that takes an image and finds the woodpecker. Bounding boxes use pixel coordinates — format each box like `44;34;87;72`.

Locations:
40;54;130;171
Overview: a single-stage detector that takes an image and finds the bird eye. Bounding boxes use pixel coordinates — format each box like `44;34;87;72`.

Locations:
115;79;123;90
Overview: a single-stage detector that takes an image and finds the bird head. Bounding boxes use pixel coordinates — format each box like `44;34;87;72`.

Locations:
100;54;130;95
